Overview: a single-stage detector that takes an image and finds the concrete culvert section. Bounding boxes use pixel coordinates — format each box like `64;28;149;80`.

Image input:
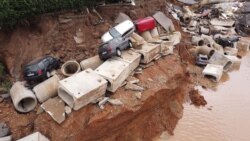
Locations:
197;46;215;57
192;36;205;46
10;82;37;113
33;75;60;103
61;60;81;77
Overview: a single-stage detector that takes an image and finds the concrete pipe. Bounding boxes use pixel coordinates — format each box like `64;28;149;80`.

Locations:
131;32;147;45
10;82;37;113
33;75;60;103
80;55;103;70
61;60;81;77
200;26;210;35
150;27;160;39
181;14;192;24
192;36;205;46
141;31;153;41
197;46;215;57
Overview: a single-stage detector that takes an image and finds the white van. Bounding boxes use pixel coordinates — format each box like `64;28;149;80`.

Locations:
101;20;135;43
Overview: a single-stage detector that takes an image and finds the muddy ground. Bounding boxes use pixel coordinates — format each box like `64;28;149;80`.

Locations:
0;0;212;140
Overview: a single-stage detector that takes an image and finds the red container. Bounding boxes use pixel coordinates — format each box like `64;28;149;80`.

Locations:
135;17;156;33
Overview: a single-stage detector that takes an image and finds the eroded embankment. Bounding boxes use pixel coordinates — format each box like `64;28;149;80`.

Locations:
0;54;193;140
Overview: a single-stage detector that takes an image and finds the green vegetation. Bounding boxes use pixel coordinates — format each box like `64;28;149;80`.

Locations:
0;0;99;28
0;63;11;92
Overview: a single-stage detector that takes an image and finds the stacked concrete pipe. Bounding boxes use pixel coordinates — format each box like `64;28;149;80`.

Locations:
61;60;81;77
10;82;37;113
80;55;104;70
192;36;205;46
33;75;60;103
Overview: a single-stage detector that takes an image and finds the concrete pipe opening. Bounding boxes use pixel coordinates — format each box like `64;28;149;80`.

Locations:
192;36;205;46
10;82;37;113
58;87;74;108
18;97;37;112
224;61;233;71
204;75;218;82
61;60;81;77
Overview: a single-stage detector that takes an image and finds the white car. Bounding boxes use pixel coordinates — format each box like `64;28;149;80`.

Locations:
101;20;135;43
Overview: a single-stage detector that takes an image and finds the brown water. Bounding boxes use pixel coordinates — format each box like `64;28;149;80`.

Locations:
156;53;250;141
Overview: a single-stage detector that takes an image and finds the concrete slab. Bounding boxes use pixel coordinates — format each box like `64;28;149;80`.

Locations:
112;50;141;74
237;40;250;52
160;31;181;45
210;18;235;27
202;64;223;82
41;97;65;124
17;132;49;141
95;59;130;92
58;69;108;110
209;52;233;72
153;11;175;33
0;135;12;141
134;43;161;64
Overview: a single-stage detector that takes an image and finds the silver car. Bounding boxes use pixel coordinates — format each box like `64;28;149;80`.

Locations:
98;37;132;60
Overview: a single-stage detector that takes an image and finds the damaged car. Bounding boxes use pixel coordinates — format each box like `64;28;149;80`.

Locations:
23;56;60;82
101;20;135;43
98;37;132;60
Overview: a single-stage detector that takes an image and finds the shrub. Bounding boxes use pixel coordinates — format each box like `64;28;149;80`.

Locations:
0;0;99;28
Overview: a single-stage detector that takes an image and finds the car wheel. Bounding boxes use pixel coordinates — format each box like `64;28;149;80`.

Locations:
46;71;51;78
116;49;122;57
128;41;133;48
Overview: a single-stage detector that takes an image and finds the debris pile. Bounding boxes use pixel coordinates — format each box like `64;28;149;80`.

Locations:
169;0;250;82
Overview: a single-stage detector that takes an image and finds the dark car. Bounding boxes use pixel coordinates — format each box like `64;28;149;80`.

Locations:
98;37;132;60
23;56;60;82
196;54;209;66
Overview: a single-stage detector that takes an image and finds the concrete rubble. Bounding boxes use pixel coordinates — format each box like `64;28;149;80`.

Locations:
17;132;49;141
0;123;9;139
125;83;144;92
41;97;65;124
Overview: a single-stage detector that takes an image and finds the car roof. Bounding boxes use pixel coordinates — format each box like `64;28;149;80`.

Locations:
26;56;51;66
114;20;134;35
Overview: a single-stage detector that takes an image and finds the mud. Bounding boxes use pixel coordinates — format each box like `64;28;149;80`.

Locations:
189;89;207;106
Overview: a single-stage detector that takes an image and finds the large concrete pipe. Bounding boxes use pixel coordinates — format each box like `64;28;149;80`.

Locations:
200;0;238;6
80;55;103;70
200;26;210;35
10;82;37;113
192;36;205;46
197;46;215;57
33;75;60;103
141;31;153;41
150;27;160;39
61;60;81;77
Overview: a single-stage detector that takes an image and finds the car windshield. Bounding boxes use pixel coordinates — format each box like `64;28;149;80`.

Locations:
109;28;121;38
